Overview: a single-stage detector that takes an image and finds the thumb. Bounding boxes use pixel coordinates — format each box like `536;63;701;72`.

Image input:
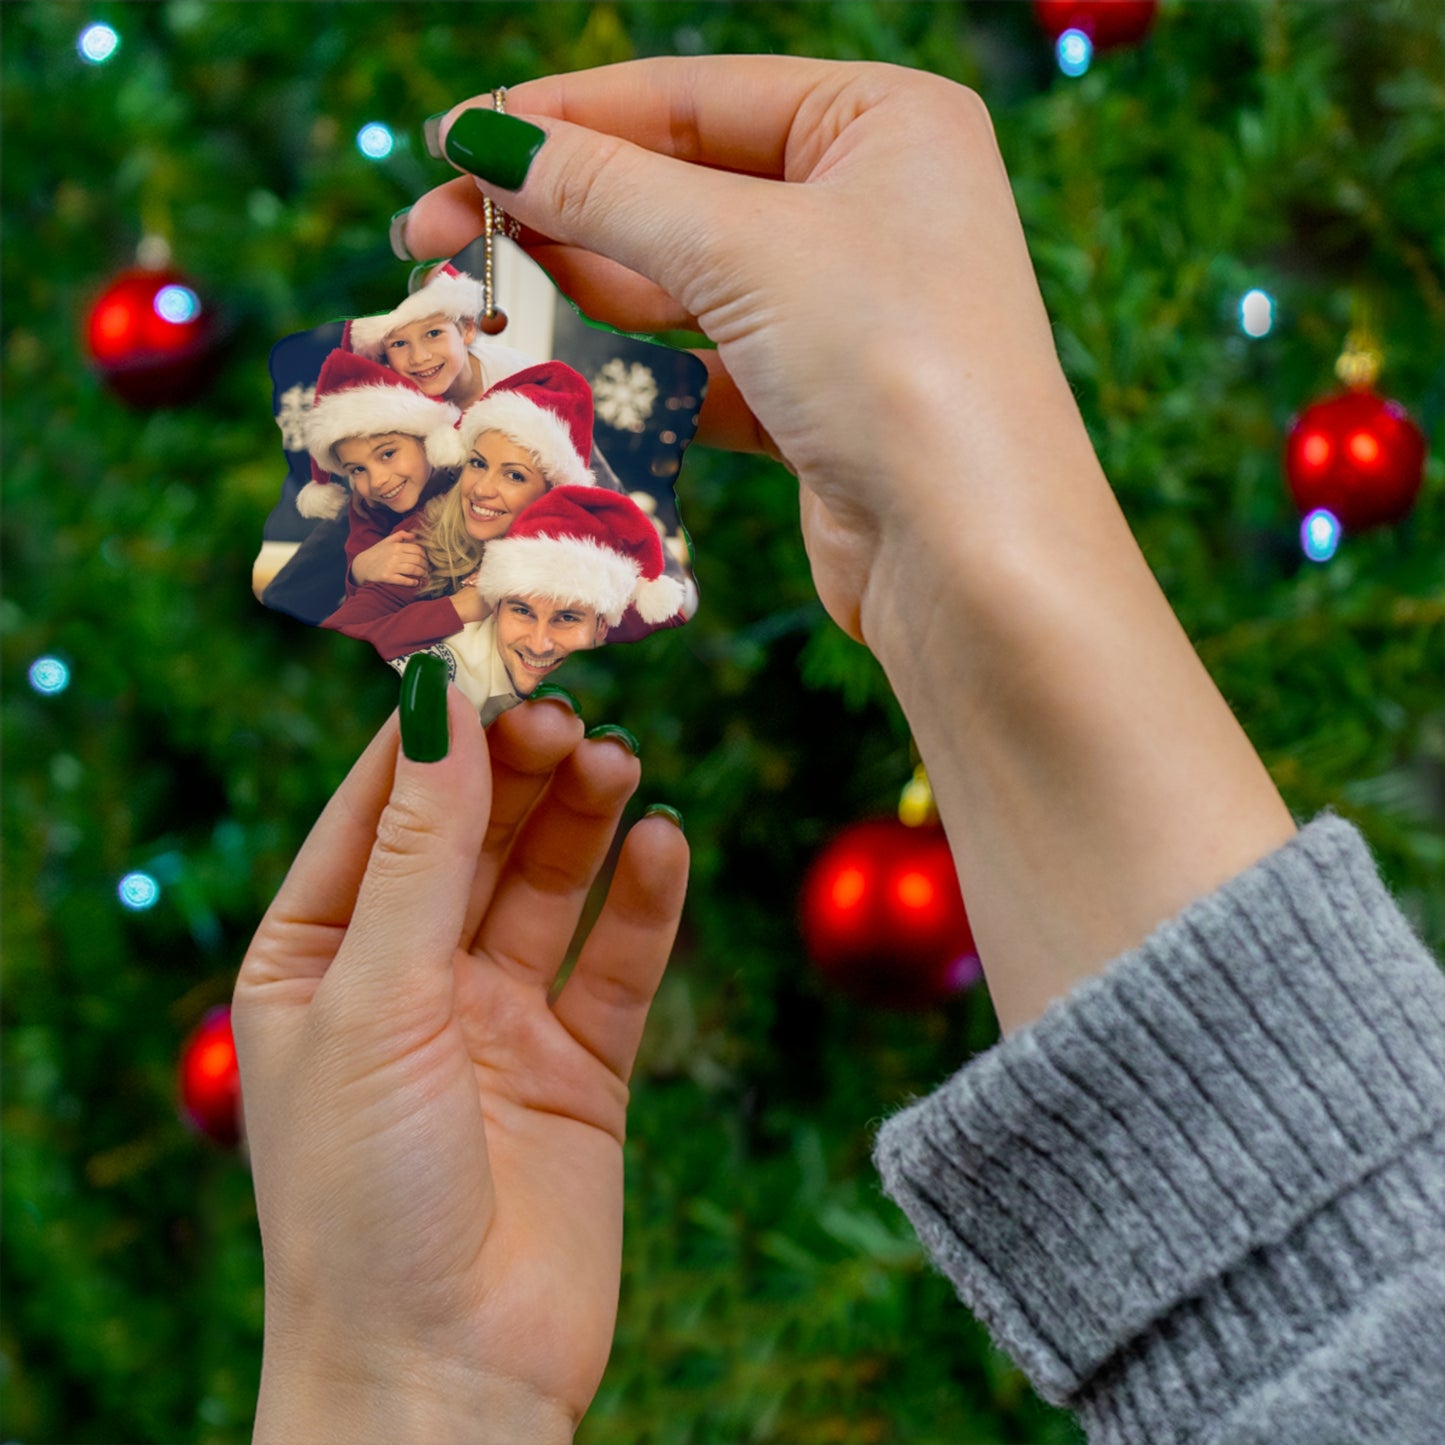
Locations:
439;104;765;320
325;669;487;1025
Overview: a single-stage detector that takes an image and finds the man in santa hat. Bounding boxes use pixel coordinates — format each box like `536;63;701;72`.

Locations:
390;484;685;724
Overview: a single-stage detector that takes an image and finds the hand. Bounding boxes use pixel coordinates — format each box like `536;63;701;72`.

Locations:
351;530;426;587
233;691;688;1442
404;57;1083;642
406;59;1294;1035
451;582;491;623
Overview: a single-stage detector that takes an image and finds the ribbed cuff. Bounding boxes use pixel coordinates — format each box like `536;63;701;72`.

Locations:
873;815;1445;1427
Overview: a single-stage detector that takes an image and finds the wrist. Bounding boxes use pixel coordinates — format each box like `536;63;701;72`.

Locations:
255;1335;574;1445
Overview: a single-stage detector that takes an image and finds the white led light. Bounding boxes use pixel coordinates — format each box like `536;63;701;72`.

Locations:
79;23;120;64
118;871;161;910
357;123;395;159
154;284;201;324
1057;28;1093;77
1240;288;1274;338
1301;508;1341;563
29;656;71;694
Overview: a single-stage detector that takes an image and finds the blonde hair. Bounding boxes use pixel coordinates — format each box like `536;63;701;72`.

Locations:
414;438;548;599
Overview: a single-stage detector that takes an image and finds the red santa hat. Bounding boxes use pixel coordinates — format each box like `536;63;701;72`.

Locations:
299;349;458;519
427;361;596;488
346;262;486;360
476;486;685;627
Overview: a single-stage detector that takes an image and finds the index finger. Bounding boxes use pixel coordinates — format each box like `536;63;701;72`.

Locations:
493;55;849;178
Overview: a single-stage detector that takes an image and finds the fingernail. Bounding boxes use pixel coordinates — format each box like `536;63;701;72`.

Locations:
388;207;413;262
529;682;581;715
423;112;446;160
444;107;546;191
585;723;639;756
407;259;445;294
644;804;684;834
400;653;449;762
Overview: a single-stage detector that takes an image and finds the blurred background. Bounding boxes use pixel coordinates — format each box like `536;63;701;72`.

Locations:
3;3;1440;1441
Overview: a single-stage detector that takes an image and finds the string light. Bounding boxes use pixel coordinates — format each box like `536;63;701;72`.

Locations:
153;284;201;324
28;656;71;695
78;23;119;64
1057;28;1093;76
1240;289;1274;338
118;871;161;910
356;122;395;159
1301;508;1341;563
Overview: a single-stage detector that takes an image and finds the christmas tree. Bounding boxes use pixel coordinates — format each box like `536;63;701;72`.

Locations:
3;3;1439;1441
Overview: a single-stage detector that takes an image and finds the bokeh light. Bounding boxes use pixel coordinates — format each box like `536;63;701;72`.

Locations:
1240;288;1274;337
118;871;161;910
356;122;395;159
1301;508;1341;563
28;656;71;695
78;23;119;64
153;284;201;324
1057;29;1093;76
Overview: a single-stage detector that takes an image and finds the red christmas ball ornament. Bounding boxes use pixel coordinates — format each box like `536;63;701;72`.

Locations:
85;266;220;406
800;818;980;1010
178;1005;242;1147
1033;0;1158;50
1284;388;1426;532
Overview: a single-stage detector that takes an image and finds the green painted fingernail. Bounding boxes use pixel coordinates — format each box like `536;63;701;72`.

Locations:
586;723;639;756
529;682;581;715
400;653;449;762
388;207;412;262
423;112;446;160
407;259;446;294
444;107;546;191
644;804;684;834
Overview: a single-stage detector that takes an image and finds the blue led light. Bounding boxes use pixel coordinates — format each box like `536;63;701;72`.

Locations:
1240;288;1274;338
78;23;120;64
1057;28;1093;77
28;656;71;695
1301;508;1341;563
118;871;161;910
357;123;395;159
154;284;201;324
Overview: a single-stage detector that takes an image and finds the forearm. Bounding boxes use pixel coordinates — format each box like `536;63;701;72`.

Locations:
858;391;1294;1034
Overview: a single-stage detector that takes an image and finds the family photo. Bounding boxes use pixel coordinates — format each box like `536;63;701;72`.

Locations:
254;242;701;716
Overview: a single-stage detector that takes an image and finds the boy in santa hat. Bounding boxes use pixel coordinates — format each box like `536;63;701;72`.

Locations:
387;484;686;724
347;262;538;414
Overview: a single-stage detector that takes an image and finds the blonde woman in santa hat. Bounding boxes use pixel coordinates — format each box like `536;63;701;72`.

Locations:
390;483;686;722
322;359;628;662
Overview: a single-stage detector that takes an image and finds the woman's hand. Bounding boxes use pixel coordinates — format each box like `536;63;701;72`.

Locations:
403;57;1081;642
233;690;687;1442
405;58;1294;1034
351;530;427;587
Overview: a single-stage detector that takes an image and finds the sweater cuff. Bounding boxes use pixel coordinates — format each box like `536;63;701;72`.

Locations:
873;814;1445;1405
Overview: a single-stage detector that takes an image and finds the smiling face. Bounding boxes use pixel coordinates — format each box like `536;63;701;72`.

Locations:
495;595;609;695
332;432;431;513
382;314;477;399
460;430;549;542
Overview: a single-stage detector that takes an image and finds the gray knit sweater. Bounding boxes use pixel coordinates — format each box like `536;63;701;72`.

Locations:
873;815;1445;1443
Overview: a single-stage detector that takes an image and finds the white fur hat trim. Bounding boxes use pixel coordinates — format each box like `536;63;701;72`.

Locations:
477;535;641;626
307;386;458;474
348;272;486;359
428;389;595;487
296;479;349;520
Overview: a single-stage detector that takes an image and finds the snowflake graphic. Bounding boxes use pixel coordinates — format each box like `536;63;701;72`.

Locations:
591;359;658;434
275;382;316;451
